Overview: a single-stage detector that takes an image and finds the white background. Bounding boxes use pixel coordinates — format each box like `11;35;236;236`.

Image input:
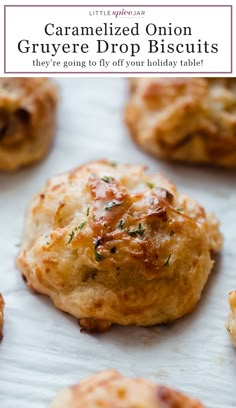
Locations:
1;0;234;75
0;78;235;407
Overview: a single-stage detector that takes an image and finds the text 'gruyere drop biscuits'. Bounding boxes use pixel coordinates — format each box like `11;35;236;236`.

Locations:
0;294;4;339
17;160;222;332
0;77;58;171
125;78;236;167
49;370;205;408
226;290;236;347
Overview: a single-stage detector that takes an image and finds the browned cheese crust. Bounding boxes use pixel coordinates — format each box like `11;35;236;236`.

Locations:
17;160;222;332
49;370;205;408
0;77;58;171
226;290;236;347
0;294;4;339
125;78;236;167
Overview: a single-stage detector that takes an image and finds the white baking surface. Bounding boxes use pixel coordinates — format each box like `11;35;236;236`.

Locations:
0;78;235;408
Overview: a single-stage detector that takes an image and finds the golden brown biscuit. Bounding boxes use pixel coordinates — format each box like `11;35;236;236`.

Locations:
17;160;222;332
0;77;58;171
226;290;236;347
0;294;4;339
125;78;236;167
49;370;205;407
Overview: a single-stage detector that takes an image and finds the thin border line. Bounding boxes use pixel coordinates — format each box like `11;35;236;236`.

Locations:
4;4;233;75
4;6;6;73
230;5;233;73
4;72;232;74
4;5;232;7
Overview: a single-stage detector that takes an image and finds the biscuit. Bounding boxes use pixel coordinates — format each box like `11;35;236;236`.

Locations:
49;369;205;407
125;78;236;167
0;294;4;339
17;160;222;332
0;77;58;171
226;290;236;347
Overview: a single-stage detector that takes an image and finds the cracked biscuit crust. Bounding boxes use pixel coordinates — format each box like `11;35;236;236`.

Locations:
49;370;205;408
17;160;222;332
0;77;58;171
0;294;4;339
125;78;236;167
226;290;236;347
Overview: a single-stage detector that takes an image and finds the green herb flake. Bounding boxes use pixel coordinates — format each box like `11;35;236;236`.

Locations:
94;248;105;262
170;230;175;236
79;221;86;230
68;230;75;243
109;161;117;167
105;200;122;211
119;219;125;229
138;223;145;236
110;246;116;254
175;207;183;213
163;254;171;267
101;176;115;183
86;207;90;216
147;181;155;189
126;223;145;237
46;242;50;246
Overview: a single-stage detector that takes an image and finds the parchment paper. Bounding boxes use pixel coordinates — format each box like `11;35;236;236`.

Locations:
0;78;235;408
